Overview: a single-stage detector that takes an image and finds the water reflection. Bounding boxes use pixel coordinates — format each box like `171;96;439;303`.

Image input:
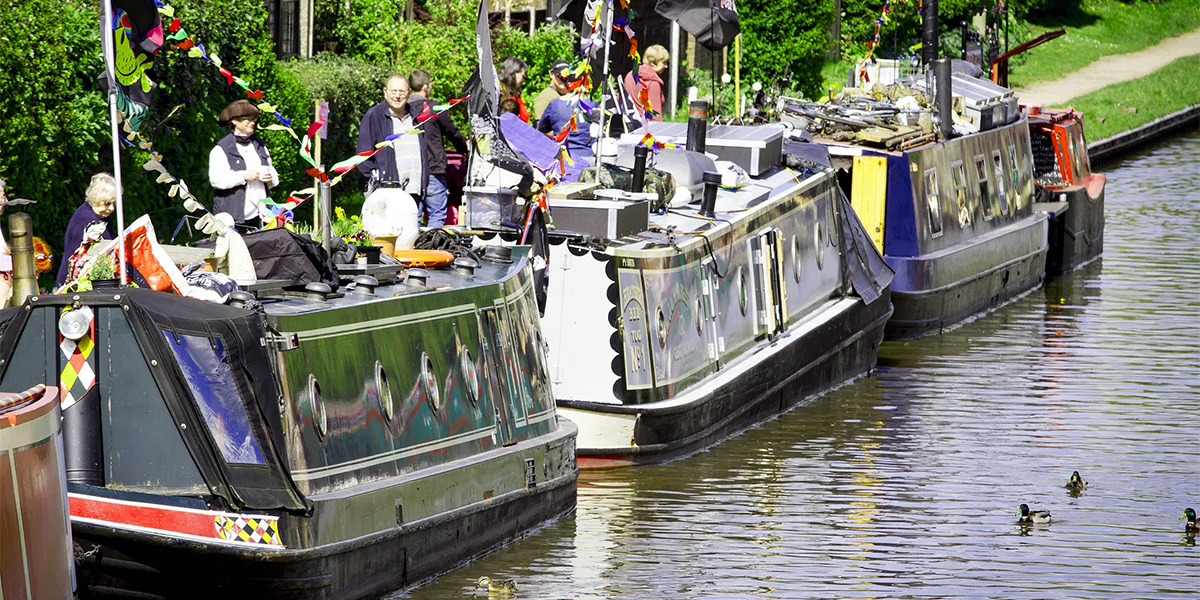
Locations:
400;130;1200;599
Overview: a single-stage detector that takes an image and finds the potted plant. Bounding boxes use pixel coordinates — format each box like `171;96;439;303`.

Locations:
86;255;119;289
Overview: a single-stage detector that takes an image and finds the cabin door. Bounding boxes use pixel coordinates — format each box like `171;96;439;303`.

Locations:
700;257;722;366
752;229;789;338
479;306;521;446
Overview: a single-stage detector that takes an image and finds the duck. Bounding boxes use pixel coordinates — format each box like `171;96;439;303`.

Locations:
1065;471;1088;492
477;576;518;595
1018;503;1052;524
1183;508;1198;534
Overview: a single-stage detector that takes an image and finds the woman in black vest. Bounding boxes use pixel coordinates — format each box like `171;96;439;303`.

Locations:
208;99;278;229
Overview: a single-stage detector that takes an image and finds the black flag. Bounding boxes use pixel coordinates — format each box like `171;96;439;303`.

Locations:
462;0;533;185
107;0;163;131
655;0;740;51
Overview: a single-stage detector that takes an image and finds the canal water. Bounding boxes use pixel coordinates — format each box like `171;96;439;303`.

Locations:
400;130;1200;599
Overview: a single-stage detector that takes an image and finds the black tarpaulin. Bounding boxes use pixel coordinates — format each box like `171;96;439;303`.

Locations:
838;188;894;306
654;0;740;51
120;288;309;513
241;228;338;287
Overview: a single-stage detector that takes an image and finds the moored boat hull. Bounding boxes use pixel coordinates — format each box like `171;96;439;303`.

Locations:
562;293;891;468
1042;181;1104;277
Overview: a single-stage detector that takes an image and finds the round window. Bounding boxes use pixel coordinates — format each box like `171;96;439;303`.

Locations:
815;224;825;270
308;375;328;439
792;235;802;283
737;267;748;316
375;361;394;422
421;353;440;412
656;306;667;348
461;349;480;407
694;296;703;336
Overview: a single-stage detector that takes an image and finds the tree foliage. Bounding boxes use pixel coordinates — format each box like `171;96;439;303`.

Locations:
739;0;836;99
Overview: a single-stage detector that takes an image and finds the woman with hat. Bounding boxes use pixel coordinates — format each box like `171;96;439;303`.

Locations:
209;99;278;229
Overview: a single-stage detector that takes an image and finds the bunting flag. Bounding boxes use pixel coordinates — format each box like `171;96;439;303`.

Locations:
108;0;164;131
858;0;915;83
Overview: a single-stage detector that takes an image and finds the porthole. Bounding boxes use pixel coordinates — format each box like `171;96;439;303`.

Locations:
461;349;480;407
826;200;840;247
815;224;825;270
791;235;802;283
694;296;703;335
375;361;394;422
421;353;440;412
656;307;667;348
737;267;748;316
308;375;328;439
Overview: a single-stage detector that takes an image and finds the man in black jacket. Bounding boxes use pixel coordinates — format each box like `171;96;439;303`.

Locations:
407;69;468;228
356;74;428;201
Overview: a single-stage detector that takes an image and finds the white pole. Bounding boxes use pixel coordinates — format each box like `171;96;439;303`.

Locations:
669;22;680;120
595;0;612;164
101;0;128;286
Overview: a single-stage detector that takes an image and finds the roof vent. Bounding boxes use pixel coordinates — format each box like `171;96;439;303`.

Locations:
304;281;332;302
482;246;512;264
352;275;379;295
454;257;479;276
406;269;430;287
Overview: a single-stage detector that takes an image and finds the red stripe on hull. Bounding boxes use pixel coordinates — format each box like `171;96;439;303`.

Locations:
69;494;217;540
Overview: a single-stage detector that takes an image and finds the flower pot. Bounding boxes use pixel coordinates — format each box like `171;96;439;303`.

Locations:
359;246;383;265
374;236;398;259
90;278;120;290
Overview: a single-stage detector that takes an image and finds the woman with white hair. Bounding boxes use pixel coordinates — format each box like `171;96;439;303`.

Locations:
56;172;116;286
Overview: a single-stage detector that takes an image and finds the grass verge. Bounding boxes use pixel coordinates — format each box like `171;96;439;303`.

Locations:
1008;0;1200;89
1052;54;1200;140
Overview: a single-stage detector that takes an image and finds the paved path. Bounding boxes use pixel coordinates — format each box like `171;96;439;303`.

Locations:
1016;28;1200;106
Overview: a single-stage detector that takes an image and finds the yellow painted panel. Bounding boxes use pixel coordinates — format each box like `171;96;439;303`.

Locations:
851;155;888;254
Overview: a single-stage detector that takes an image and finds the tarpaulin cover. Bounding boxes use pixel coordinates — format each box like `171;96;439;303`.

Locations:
838;188;894;306
241;228;338;287
655;0;740;51
119;288;308;512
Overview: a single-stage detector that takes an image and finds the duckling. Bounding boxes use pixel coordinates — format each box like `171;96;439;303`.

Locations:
1018;503;1052;524
1183;508;1198;534
477;576;518;595
1065;471;1088;492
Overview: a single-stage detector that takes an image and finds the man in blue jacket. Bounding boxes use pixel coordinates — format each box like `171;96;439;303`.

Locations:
356;74;427;202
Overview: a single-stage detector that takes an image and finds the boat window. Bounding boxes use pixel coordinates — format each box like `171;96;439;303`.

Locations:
1008;145;1022;209
421;352;441;412
791;235;802;283
951;161;970;228
164;331;266;465
375;361;394;421
814;222;825;270
923;168;944;237
460;350;480;408
1071;127;1090;179
308;376;328;439
975;156;994;220
993;150;1009;215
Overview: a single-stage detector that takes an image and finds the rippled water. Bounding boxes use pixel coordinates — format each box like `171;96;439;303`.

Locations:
400;131;1200;599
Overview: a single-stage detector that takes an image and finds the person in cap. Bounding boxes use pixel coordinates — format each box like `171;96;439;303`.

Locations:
56;173;116;287
208;99;279;229
534;60;573;121
407;69;467;229
623;44;669;122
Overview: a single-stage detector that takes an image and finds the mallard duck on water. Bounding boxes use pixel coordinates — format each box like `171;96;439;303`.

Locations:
1065;471;1088;492
478;576;518;594
1018;504;1052;524
1183;508;1198;534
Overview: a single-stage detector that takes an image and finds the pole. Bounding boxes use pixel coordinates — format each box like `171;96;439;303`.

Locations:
668;21;680;120
101;0;128;286
314;99;322;230
595;1;612;164
734;34;741;118
529;0;535;35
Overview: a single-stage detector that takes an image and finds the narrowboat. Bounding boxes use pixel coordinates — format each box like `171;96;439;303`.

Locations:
1027;106;1105;276
0;241;577;599
467;120;894;468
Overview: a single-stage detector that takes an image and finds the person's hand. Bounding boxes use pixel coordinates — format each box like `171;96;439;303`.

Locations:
243;170;260;182
260;169;275;185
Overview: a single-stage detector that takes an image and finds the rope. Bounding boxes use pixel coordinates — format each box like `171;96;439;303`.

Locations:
413;229;481;262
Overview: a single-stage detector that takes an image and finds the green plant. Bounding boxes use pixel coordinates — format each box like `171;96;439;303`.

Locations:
87;255;117;281
331;206;371;245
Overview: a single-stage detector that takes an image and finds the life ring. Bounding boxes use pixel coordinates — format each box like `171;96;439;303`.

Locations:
393;249;455;268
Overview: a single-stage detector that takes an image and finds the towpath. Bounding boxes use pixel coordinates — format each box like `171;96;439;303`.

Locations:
1016;28;1200;107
